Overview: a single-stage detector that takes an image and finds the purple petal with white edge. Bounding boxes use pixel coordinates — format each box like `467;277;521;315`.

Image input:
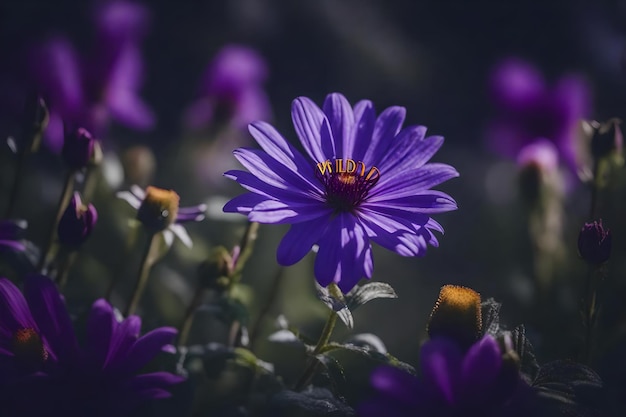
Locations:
322;93;354;158
359;216;427;257
420;337;463;405
225;170;322;205
0;240;25;252
367;191;457;213
248;121;317;183
24;275;79;363
0;278;39;341
314;214;372;292
291;97;334;162
277;218;330;265
349;100;376;162
249;199;331;224
169;224;193;248
460;336;503;404
176;205;207;223
234;148;322;195
371;163;459;198
115;327;178;375
223;193;271;214
359;205;430;233
104;315;141;368
370;365;422;406
85;299;115;368
362;106;406;167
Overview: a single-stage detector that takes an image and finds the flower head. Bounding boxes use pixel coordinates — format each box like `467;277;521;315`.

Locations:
578;219;612;265
224;93;458;292
57;192;98;248
62;127;102;170
184;44;271;131
0;275;184;415
117;185;206;246
360;335;533;417
487;57;591;172
428;285;482;350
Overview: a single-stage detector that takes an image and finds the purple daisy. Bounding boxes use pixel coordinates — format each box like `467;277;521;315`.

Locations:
359;335;534;417
223;92;458;292
31;1;153;153
0;275;183;416
487;57;591;173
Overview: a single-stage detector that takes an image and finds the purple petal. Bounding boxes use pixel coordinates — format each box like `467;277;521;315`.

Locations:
0;278;38;341
116;327;178;375
489;57;545;110
0;240;25;252
23;275;78;363
204;45;268;94
95;0;150;43
367;191;457;213
370;366;422;405
248;199;330;224
371;164;459;198
349;100;376;162
461;335;502;396
322;93;354;158
376;127;444;177
420;337;463;405
104;315;141;369
248;121;320;187
362;106;405;168
314;214;372;292
223;192;271;214
359;215;428;257
277;218;330;265
291;97;333;162
85;299;115;368
224;170;321;205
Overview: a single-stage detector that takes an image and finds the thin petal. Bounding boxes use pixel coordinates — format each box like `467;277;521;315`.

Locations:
322;93;354;157
104;315;141;369
366;191;457;213
116;191;142;209
363;106;405;167
371;163;459;198
0;278;38;340
291;97;334;162
85;299;115;368
117;328;178;375
169;224;193;248
248;199;330;224
420;337;463;405
349;100;376;162
376;127;443;175
461;335;502;395
223;192;270;214
225;170;322;204
277;218;330;265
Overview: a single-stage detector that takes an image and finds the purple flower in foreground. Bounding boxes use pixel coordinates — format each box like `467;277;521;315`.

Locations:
0;220;26;252
117;185;206;247
487;57;591;172
360;335;532;417
0;275;183;416
57;192;98;248
184;44;271;130
224;92;458;292
31;1;153;152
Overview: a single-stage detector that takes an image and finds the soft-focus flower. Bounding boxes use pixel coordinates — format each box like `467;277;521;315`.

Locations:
0;220;26;252
0;275;184;416
117;185;206;247
578;219;611;265
487;57;591;172
360;335;532;417
57;192;98;248
31;1;154;152
62;127;102;170
184;44;271;130
224;92;458;292
428;285;482;350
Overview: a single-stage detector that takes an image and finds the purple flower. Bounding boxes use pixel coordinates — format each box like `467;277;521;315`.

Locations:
31;1;154;153
62;127;102;170
578;219;612;265
487;57;591;172
0;220;26;252
360;335;530;417
184;44;271;130
117;185;206;247
57;192;98;248
223;93;458;292
0;275;184;416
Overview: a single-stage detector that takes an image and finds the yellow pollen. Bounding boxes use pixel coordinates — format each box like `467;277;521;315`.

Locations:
427;285;482;347
337;173;356;185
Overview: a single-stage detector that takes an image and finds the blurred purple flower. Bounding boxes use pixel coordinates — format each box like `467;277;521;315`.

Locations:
62;127;101;170
57;192;98;248
0;220;26;252
516;139;559;175
223;92;458;292
184;44;271;130
0;274;183;416
360;335;532;417
31;1;154;153
487;57;591;172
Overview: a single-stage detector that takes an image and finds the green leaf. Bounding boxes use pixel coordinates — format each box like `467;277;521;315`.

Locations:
345;282;397;311
315;283;353;329
320;341;416;375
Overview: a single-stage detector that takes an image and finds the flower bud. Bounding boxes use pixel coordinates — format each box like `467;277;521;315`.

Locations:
57;192;97;248
197;246;233;292
591;118;622;160
136;186;180;232
427;285;482;350
62;127;100;170
578;220;611;265
517;139;558;204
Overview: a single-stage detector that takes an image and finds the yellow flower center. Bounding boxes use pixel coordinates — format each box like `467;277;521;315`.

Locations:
427;285;482;348
12;328;48;365
137;186;180;232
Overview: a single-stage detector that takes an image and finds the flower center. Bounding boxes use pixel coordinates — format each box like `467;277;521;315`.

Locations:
137;186;180;232
12;328;48;366
315;159;380;213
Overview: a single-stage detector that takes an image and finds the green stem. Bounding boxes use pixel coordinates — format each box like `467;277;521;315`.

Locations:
583;264;601;364
124;233;156;316
177;286;206;348
293;309;338;391
38;171;76;272
55;249;77;290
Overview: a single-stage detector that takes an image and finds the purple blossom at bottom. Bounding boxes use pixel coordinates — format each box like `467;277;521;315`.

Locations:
0;275;184;417
224;92;458;293
359;335;537;417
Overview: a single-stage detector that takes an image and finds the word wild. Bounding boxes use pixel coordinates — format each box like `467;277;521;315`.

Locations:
315;159;381;182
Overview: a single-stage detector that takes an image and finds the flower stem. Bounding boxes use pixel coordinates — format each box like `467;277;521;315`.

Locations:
124;232;157;316
5;148;27;218
293;307;338;391
249;267;285;351
177;286;206;347
38;170;76;272
55;249;77;289
582;264;601;364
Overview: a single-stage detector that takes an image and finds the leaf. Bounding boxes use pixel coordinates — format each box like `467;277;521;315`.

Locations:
316;283;353;329
509;325;540;380
343;333;387;354
315;353;347;394
481;298;501;335
320;342;416;376
268;387;355;416
345;282;397;311
268;329;306;348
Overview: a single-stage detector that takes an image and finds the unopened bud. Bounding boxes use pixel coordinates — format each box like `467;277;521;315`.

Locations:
62;127;99;170
578;219;611;265
57;192;98;248
427;285;482;350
